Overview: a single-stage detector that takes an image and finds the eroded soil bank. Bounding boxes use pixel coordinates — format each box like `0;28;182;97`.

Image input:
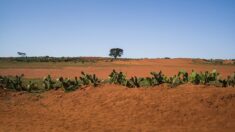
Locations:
1;84;235;132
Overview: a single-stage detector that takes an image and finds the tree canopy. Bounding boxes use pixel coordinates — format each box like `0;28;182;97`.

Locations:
109;48;123;59
17;52;26;57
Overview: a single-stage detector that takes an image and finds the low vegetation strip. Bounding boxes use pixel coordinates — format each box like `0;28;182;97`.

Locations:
0;69;235;93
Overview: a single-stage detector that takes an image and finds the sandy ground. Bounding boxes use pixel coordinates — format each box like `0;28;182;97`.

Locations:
1;59;235;132
0;59;234;79
0;84;235;132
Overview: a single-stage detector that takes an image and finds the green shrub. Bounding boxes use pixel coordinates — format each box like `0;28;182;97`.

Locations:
199;71;210;84
178;69;189;83
88;74;101;87
149;71;166;86
199;70;220;85
58;77;81;92
43;75;55;90
219;79;228;87
80;72;90;85
189;70;201;84
80;72;101;87
108;70;127;85
167;75;182;88
0;76;10;88
227;72;235;87
164;70;188;88
0;74;26;91
27;81;38;92
126;76;144;88
208;69;220;82
10;74;25;91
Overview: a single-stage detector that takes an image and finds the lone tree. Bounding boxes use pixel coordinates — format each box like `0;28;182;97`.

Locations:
17;52;26;57
109;48;123;59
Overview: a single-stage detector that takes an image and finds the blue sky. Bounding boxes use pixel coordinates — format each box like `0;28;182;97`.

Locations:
0;0;235;59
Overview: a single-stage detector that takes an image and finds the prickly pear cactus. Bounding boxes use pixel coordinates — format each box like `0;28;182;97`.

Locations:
189;70;200;84
43;75;55;90
109;70;127;85
150;71;165;85
126;76;144;88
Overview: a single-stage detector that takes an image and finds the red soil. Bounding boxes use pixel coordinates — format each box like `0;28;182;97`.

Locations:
1;59;235;131
1;85;235;132
0;59;234;79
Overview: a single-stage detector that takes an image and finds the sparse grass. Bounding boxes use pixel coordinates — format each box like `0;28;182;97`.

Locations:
0;60;95;69
192;59;235;66
0;60;136;69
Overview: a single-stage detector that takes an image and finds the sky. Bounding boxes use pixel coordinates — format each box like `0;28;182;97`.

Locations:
0;0;235;59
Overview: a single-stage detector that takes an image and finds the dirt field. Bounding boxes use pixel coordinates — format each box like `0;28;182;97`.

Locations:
1;84;235;132
0;59;234;79
0;58;235;132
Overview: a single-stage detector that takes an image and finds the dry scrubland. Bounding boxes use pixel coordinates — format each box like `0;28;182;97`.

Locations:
1;58;235;132
0;58;234;78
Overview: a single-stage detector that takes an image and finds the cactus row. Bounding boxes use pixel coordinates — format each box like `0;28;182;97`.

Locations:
0;70;235;93
108;69;235;88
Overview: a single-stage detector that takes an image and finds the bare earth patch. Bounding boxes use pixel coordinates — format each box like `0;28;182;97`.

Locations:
0;84;235;132
0;59;234;79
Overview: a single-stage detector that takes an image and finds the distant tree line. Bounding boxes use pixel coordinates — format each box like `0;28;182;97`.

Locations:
6;56;97;63
3;48;124;62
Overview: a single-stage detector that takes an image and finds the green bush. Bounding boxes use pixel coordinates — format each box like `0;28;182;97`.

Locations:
200;70;220;86
178;69;188;83
43;75;56;90
0;74;26;91
227;72;235;87
108;70;127;85
148;71;166;86
189;70;201;84
167;75;182;88
80;72;101;87
126;76;144;88
58;77;81;92
27;81;39;92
